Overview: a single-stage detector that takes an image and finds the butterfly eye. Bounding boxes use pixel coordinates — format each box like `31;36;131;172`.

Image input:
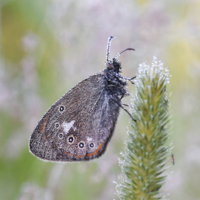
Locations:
55;122;60;129
67;135;75;144
78;142;85;149
89;142;95;148
59;105;65;112
58;133;64;139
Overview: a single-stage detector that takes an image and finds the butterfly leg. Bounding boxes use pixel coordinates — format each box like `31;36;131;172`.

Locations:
127;76;136;84
115;73;136;85
110;97;136;122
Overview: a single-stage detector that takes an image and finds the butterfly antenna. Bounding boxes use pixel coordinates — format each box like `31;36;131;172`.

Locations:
114;48;135;59
106;36;115;62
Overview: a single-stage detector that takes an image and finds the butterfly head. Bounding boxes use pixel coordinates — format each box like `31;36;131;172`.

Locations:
106;58;122;73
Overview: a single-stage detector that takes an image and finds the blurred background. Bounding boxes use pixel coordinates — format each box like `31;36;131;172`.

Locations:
0;0;200;199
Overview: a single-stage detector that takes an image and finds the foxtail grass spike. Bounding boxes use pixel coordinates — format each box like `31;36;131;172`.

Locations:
116;57;171;200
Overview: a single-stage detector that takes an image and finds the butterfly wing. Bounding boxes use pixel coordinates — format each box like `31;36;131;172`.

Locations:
29;74;121;162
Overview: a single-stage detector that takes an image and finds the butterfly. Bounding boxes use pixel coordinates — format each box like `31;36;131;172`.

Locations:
29;36;135;162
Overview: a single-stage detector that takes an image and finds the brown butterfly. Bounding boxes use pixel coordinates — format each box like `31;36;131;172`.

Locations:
29;36;135;162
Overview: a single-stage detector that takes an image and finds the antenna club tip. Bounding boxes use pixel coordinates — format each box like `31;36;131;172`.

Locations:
127;48;135;51
109;36;116;40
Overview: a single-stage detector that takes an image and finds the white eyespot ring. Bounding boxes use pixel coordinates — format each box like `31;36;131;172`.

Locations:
59;105;65;113
89;142;95;149
58;132;64;139
55;122;60;129
67;135;75;144
78;141;85;149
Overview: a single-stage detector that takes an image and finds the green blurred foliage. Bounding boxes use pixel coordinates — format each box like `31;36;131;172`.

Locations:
0;0;200;200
